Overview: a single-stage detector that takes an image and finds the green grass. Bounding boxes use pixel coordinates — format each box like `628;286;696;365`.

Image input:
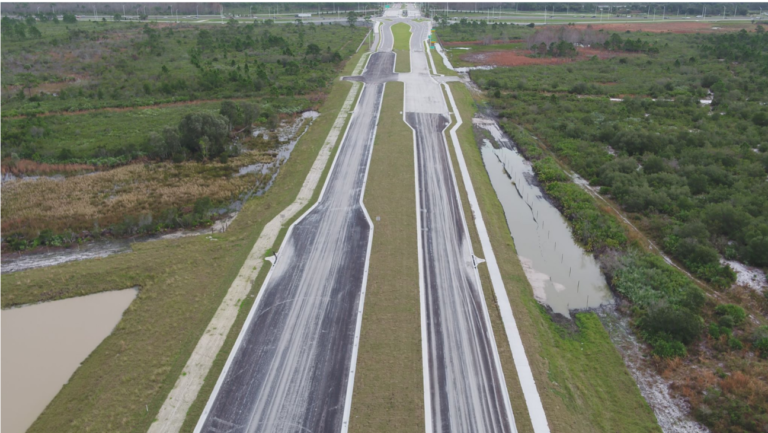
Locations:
3;100;261;159
445;81;660;432
391;22;411;73
1;48;368;433
427;45;458;76
349;81;424;432
392;23;411;51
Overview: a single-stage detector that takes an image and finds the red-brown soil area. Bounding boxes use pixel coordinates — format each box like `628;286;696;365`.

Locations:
443;39;525;46
461;46;629;67
571;21;754;34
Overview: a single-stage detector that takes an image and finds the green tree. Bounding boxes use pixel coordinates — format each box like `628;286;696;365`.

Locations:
219;100;241;130
347;11;358;27
177;112;229;158
306;43;321;56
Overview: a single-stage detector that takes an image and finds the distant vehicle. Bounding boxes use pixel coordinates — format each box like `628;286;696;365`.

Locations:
296;13;311;18
402;10;408;17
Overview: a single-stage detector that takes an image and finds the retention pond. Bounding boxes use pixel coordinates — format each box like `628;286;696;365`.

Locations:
1;288;137;433
473;116;613;317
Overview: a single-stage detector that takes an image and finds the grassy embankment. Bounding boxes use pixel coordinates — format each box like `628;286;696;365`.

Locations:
426;41;458;76
391;22;411;73
443;81;660;432
1;47;369;433
349;81;424;432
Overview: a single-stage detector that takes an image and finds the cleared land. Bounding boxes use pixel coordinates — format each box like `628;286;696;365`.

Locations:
349;81;424;432
446;81;660;432
392;22;412;72
0;48;367;433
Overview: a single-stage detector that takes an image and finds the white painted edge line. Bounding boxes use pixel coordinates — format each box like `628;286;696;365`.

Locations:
435;89;517;433
339;79;384;433
193;54;372;433
441;82;551;433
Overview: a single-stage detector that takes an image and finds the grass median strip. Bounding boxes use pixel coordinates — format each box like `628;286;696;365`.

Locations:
444;81;660;432
350;81;424;432
392;22;412;73
0;47;368;433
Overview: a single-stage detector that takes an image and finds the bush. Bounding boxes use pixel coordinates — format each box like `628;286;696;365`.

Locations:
651;335;687;358
639;303;703;345
715;304;746;326
728;337;743;351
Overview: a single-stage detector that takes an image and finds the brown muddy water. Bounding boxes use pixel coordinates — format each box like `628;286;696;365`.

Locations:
1;288;137;433
473;116;613;317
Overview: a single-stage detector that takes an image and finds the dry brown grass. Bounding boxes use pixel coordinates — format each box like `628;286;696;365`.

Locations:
1;151;274;236
2;159;96;176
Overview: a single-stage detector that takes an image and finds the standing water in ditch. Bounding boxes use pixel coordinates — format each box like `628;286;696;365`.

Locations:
473;116;612;317
1;288;137;433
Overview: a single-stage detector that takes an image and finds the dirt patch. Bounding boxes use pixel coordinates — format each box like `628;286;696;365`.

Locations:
444;39;525;46
570;21;753;34
462;46;630;67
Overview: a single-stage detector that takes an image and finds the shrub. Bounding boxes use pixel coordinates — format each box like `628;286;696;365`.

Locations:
715;304;746;327
728;337;743;351
651;335;687;358
639;303;703;345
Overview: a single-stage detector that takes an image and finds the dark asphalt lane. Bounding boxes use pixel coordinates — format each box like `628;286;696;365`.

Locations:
409;111;515;433
195;52;395;433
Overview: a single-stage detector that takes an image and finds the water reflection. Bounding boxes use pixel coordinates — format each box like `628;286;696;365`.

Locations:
474;117;612;317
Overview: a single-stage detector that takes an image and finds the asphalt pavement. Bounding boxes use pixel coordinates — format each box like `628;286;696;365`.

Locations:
194;51;394;433
403;19;517;433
